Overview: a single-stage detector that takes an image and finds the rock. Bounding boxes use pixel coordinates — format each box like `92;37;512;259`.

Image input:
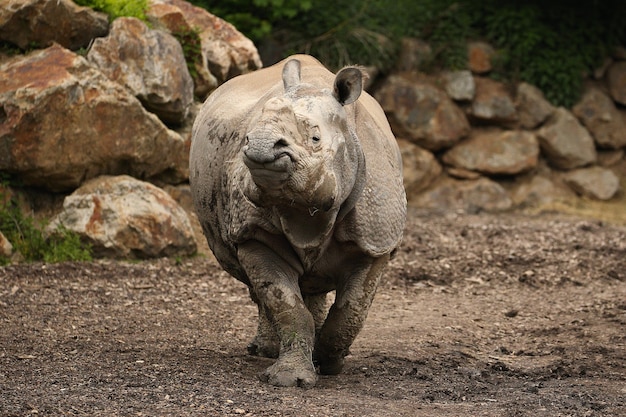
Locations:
413;176;512;213
468;41;495;74
0;231;13;259
47;175;197;258
0;44;188;192
562;166;620;200
0;0;109;50
572;86;626;149
442;129;539;175
441;70;475;101
607;61;626;105
146;0;262;99
536;108;597;170
512;175;574;207
396;37;432;72
87;17;194;126
468;77;517;124
397;139;442;196
516;82;554;129
375;73;470;151
447;167;482;180
597;149;625;167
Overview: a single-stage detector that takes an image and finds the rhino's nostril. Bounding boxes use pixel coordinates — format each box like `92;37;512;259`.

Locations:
274;138;288;149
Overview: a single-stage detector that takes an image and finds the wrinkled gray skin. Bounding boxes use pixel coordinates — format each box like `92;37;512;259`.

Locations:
190;55;406;388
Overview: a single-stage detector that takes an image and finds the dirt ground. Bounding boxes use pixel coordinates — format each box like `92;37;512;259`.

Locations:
1;207;625;417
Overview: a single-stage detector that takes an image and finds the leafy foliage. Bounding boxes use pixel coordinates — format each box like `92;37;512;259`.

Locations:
171;26;203;80
0;192;92;265
74;0;148;22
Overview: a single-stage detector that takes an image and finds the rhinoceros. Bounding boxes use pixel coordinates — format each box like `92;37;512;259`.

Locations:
189;54;406;388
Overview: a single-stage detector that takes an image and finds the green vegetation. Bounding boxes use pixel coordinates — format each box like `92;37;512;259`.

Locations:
195;0;626;107
0;192;92;265
73;0;148;22
171;26;203;80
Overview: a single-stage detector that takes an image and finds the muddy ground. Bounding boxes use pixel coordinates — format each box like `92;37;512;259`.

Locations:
1;208;625;416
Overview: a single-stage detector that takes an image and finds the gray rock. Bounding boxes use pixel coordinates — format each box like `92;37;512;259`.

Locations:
47;175;197;258
468;77;517;124
572;86;626;149
397;139;442;196
396;37;432;72
442;70;475;101
537;108;597;170
0;44;188;192
0;0;109;50
512;175;575;207
562;166;620;200
414;176;512;213
516;82;554;129
607;61;626;105
87;17;194;125
146;0;262;99
442;129;539;175
375;73;470;151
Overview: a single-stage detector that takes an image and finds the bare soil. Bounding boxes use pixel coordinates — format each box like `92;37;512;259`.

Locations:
1;208;625;416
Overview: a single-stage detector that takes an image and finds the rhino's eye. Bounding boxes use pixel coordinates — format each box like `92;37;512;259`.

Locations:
312;136;321;143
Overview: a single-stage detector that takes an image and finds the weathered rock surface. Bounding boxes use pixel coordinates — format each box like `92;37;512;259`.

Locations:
537;108;597;170
0;0;109;50
396;37;432;72
413;176;513;213
572;86;626;150
468;77;517;123
87;17;194;125
0;44;188;192
516;82;555;129
562;166;620;200
398;139;442;195
376;74;470;151
441;70;475;101
607;61;626;105
443;129;539;175
512;175;575;207
146;0;262;99
47;175;197;258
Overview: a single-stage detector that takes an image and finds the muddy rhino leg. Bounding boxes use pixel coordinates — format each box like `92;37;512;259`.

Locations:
247;289;279;358
303;293;330;341
314;254;389;375
238;240;317;388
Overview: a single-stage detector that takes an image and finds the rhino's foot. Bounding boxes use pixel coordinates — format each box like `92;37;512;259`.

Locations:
315;355;345;375
259;352;317;388
247;337;279;358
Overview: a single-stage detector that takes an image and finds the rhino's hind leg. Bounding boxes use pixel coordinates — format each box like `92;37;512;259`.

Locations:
239;240;317;388
314;254;389;375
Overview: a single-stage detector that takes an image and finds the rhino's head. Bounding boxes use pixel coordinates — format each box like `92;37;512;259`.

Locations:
242;59;365;215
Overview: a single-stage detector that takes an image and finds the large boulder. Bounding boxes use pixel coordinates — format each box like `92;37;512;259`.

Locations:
467;77;517;124
512;175;575;207
607;61;626;106
87;17;194;125
441;70;475;101
375;73;470;151
0;0;109;50
572;86;626;150
413;176;512;213
516;82;554;129
562;166;620;200
0;44;188;192
536;108;597;170
397;139;442;196
47;175;197;258
146;0;262;99
467;41;495;75
442;129;539;176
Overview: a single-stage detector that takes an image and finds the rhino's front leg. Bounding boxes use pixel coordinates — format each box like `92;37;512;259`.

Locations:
238;240;317;388
314;254;389;375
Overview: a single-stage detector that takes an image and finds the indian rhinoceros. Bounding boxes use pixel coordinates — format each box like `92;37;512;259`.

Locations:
189;54;406;388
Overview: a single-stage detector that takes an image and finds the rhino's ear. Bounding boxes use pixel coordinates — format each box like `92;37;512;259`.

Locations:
333;66;364;105
282;59;301;91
